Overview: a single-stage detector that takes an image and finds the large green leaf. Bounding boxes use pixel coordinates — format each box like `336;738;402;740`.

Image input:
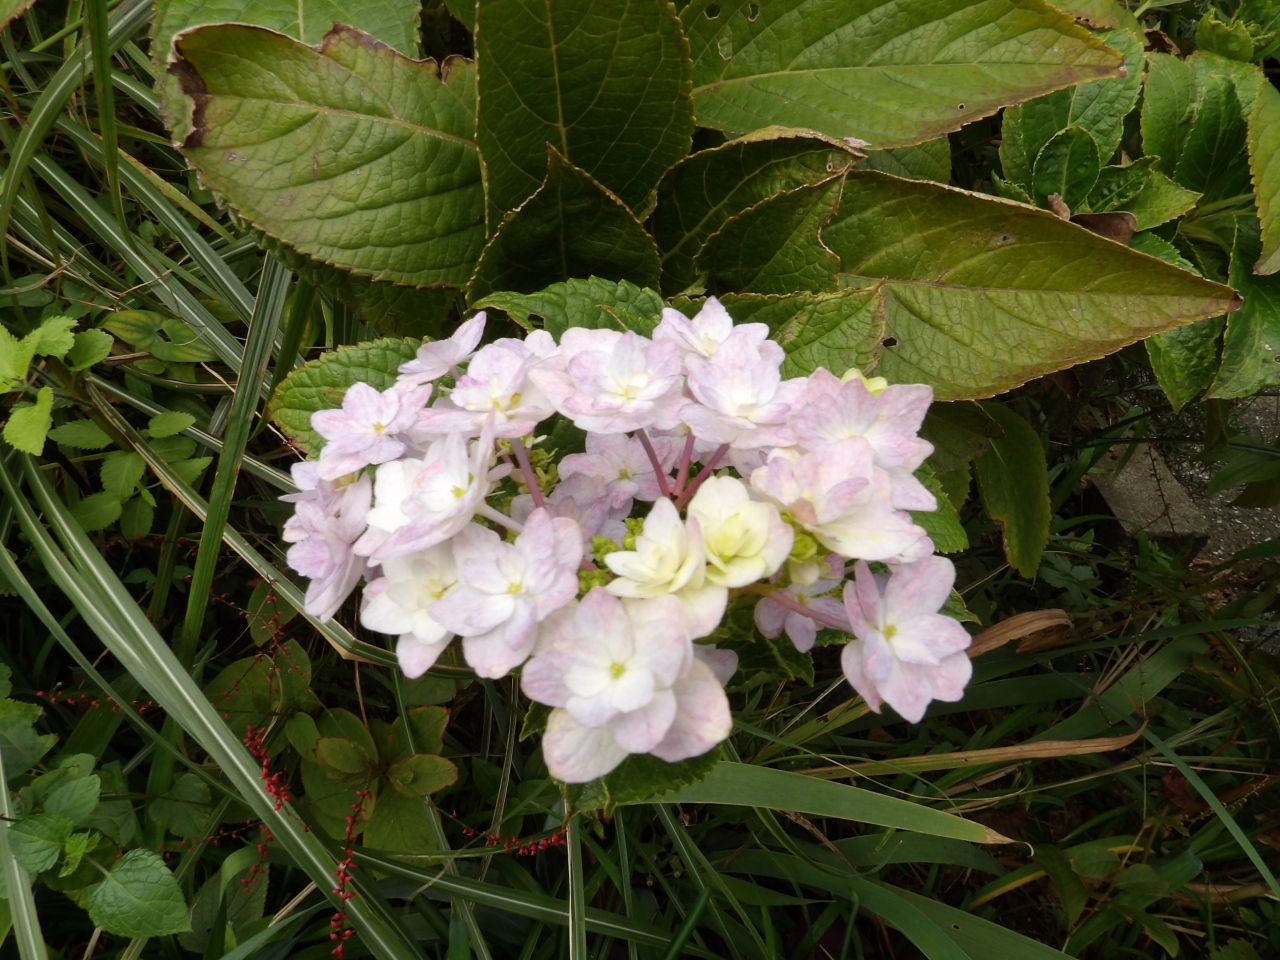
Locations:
656;762;1007;843
269;338;421;455
1249;72;1280;274
474;277;664;338
1210;219;1280;398
698;175;843;295
173;24;485;288
651;129;858;296
1000;28;1143;193
467;150;661;300
973;402;1049;578
822;172;1239;399
474;0;693;213
861;139;952;183
1141;53;1197;176
151;0;422;139
713;288;885;378
1175;72;1252;207
681;0;1122;149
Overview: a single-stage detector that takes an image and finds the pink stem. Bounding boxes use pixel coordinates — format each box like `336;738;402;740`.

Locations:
760;588;850;632
636;429;672;499
674;443;729;509
672;433;696;496
510;437;546;509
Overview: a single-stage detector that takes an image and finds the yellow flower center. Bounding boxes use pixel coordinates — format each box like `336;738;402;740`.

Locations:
610;662;626;679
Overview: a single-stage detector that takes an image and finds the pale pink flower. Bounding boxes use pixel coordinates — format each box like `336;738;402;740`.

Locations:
310;382;428;480
283;473;371;621
559;432;677;506
754;570;849;653
749;439;927;562
653;297;768;363
793;369;935;510
398;312;486;384
681;335;806;449
528;328;684;434
523;590;732;782
360;543;457;677
413;336;556;439
430;509;583;678
841;557;972;722
511;473;627;541
354;418;509;562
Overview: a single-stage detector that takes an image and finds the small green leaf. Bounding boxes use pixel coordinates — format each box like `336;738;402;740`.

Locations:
149;774;211;839
1031;126;1100;211
69;492;122;532
1115;863;1172;897
9;812;74;873
1142;53;1198;177
246;580;298;646
286;713;321;755
468;150;661;301
172;24;485;288
1211;939;1264;960
314;737;376;784
1248;68;1280;274
1087;158;1154;213
682;0;1123;148
1033;846;1087;925
387;706;450;762
4;386;53;454
569;749;722;815
147;412;195;438
651;130;858;296
1136;915;1179;957
150;435;197;462
475;278;665;339
921;402;998;473
119;497;155;541
1197;9;1255;62
66;329;114;372
475;0;694;214
1211;217;1280;398
269;338;421;455
973;403;1049;578
0;326;35;391
58;831;100;878
48;420;113;449
698;175;843;295
385;753;457;797
101;311;217;363
204;655;278;740
861;139;951;182
1126;170;1201;231
911;465;968;554
1069;846;1121;878
43;774;101;826
362;785;436;854
101;451;146;498
24;316;78;359
1175;72;1252;206
84;848;190;937
169;457;213;485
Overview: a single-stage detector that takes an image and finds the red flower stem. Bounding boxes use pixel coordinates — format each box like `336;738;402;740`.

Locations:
672;433;697;496
674;444;729;509
636;429;672;499
510;437;546;509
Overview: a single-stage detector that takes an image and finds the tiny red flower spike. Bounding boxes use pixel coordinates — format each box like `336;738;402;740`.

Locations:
329;790;370;957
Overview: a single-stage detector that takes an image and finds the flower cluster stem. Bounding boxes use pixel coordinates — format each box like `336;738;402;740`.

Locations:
675;443;729;509
636;429;672;499
510;437;546;509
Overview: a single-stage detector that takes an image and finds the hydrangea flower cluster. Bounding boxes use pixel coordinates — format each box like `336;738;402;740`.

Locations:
281;300;973;782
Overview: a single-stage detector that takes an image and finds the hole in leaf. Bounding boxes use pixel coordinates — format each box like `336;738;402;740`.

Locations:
957;102;966;110
717;34;733;58
883;337;898;348
705;3;721;17
748;2;760;19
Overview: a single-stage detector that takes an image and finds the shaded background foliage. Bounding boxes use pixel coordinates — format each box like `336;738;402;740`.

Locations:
0;0;1279;959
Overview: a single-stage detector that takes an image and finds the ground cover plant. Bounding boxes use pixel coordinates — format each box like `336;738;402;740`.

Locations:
1;0;1280;957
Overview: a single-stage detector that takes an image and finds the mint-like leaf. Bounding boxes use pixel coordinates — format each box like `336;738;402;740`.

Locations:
85;849;190;936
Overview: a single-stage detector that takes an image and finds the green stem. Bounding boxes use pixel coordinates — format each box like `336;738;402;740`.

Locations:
568;814;588;960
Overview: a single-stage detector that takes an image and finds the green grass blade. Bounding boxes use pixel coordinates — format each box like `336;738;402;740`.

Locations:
567;815;588;960
659;889;710;960
177;255;287;665
0;0;151;279
6;452;430;960
847;880;970;960
85;0;125;235
0;741;48;960
655;763;1006;843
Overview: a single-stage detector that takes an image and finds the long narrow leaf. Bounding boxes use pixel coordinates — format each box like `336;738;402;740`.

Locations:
0;742;48;960
655;763;1008;843
6;452;429;960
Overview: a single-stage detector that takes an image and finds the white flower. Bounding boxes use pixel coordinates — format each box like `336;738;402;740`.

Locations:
354;418;508;562
522;590;733;782
282;473;371;621
398;311;486;385
680;334;806;449
749;438;927;562
360;543;457;677
653;296;769;363
528;328;684;434
429;509;583;678
310;381;428;480
686;476;792;587
559;432;677;506
604;498;727;638
414;337;556;439
841;557;972;722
